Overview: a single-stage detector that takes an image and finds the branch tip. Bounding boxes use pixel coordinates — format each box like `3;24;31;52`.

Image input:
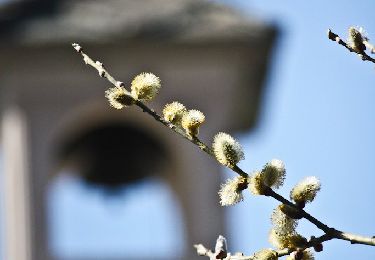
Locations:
327;28;375;63
327;29;338;41
72;43;82;53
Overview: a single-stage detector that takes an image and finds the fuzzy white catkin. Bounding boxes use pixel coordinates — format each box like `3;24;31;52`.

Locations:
131;72;161;101
268;229;307;250
212;132;244;166
253;248;278;260
218;177;246;206
261;159;286;189
181;109;205;136
163;101;187;125
249;159;286;195
271;205;298;236
286;249;315;260
290;176;321;204
249;171;267;195
348;26;366;52
105;87;134;109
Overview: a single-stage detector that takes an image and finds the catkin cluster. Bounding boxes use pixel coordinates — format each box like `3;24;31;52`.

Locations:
348;26;367;52
105;72;161;109
248;159;286;195
103;71;324;259
267;176;321;259
163;101;205;137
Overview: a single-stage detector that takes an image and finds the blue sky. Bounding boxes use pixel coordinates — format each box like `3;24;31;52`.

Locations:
1;1;375;259
48;175;185;259
217;1;375;259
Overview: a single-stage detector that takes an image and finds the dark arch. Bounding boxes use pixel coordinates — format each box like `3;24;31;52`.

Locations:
56;122;168;191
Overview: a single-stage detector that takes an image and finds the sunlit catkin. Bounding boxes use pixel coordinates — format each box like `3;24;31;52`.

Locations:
181;109;205;137
249;171;268;195
348;26;366;52
261;159;286;189
290;176;321;205
249;159;286;195
269;229;307;250
253;248;278;260
286;249;315;260
131;72;161;101
218;176;247;206
163;101;187;126
105;86;134;109
212;132;244;167
271;205;298;236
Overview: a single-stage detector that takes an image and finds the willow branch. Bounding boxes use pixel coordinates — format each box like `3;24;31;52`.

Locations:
327;29;375;63
195;234;333;259
71;43;375;248
265;188;332;234
71;43;248;178
265;179;375;246
197;232;375;259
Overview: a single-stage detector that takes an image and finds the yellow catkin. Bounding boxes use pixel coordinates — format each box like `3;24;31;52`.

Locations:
163;101;187;126
290;176;321;204
261;159;286;189
212;132;244;166
253;248;278;260
105;87;134;109
218;176;247;206
249;171;268;195
181;109;205;137
286;249;314;260
271;205;298;236
348;26;366;52
131;72;161;101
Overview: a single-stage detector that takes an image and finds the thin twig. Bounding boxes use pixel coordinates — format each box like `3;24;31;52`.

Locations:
71;43;375;251
196;232;375;259
265;188;332;234
195;234;332;259
276;233;332;257
195;243;253;260
137;100;248;178
72;43;249;178
327;29;375;63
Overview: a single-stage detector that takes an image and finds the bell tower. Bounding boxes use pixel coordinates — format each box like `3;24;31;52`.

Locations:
0;0;276;259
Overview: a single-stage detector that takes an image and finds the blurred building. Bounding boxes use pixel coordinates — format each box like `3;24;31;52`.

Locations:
0;0;276;259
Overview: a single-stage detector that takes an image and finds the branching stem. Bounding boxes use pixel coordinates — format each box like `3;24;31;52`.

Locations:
72;43;375;258
327;29;375;63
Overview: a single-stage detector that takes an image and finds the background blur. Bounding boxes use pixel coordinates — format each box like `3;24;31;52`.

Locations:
1;0;375;260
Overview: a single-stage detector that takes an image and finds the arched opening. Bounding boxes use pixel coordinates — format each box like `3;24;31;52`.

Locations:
47;121;186;259
57;122;167;190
